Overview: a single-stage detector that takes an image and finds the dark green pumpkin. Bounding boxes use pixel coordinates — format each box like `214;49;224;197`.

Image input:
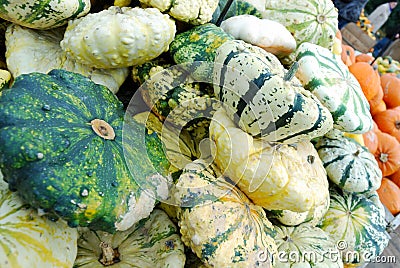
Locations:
0;69;170;232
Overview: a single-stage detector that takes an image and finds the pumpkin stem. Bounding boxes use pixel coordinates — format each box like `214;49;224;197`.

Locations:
353;150;361;157
99;242;120;266
379;153;389;163
283;62;299;81
91;119;116;140
316;14;326;24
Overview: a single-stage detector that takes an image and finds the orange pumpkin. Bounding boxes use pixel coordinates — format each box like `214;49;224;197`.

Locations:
355;53;375;64
363;129;379;154
389;169;400;188
341;44;356;66
377;177;400;216
370;99;386;116
368;84;384;114
381;74;400;109
374;107;400;142
348;62;381;101
374;131;400;177
335;30;342;42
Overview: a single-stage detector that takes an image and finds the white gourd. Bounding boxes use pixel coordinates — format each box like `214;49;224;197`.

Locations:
61;6;176;69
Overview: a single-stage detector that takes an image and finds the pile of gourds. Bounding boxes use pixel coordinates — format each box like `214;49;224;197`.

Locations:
0;0;392;267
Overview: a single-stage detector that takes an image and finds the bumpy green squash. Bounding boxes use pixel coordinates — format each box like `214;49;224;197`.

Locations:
274;223;343;268
74;209;186;267
6;24;129;94
296;42;373;134
320;186;390;265
169;23;234;80
0;69;170;232
0;0;91;29
0;177;78;268
315;131;382;194
174;159;278;267
213;40;333;143
263;0;338;64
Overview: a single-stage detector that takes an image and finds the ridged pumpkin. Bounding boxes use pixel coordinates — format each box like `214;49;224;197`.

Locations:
0;69;171;232
0;178;78;267
174;159;278;267
355;53;375;64
389;168;400;188
374;131;400;177
341;45;356;67
370;99;387;116
373;107;400;142
320;186;390;265
362;128;379;154
376;177;400;216
381;73;400;108
348;62;381;101
74;209;186;267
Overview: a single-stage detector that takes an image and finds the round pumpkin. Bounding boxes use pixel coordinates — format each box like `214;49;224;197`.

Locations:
0;69;171;232
355;53;375;64
368;83;384;115
320;186;390;265
370;99;387;116
348;62;381;101
274;223;343;267
374;107;400;142
374;131;400;177
315;131;382;194
389;168;400;188
376;177;400;216
362;128;379;154
341;45;356;67
74;209;186;267
381;74;400;109
174;159;278;267
0;178;78;267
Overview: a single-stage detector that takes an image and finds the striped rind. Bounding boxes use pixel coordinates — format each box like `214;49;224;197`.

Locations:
213;40;333;143
320;186;390;264
0;0;90;29
296;42;373;133
315;134;382;194
0;178;78;268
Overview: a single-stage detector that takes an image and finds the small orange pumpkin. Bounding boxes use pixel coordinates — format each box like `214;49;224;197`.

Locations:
389;169;400;188
363;129;379;154
377;177;400;216
335;30;342;42
374;131;400;177
370;99;386;116
374;107;400;142
355;53;375;64
368;84;384;114
349;62;381;101
341;44;356;66
381;74;400;109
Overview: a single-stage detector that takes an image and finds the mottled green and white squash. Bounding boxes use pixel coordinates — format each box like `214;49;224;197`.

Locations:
274;223;343;268
213;40;333;143
0;178;78;268
211;0;262;23
0;68;11;90
263;0;338;64
315;132;382;194
210;107;330;214
5;24;128;94
0;0;90;29
61;6;176;68
74;209;185;267
0;69;170;232
320;186;390;265
174;159;278;267
139;0;219;25
169;23;234;80
296;42;373;134
132;57;218;129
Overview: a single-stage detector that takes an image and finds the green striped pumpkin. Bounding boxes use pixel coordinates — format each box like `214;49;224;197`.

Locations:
263;0;338;65
0;178;78;268
213;40;333;143
0;69;170;232
296;42;373;134
0;0;90;29
74;209;186;267
319;186;390;265
315;131;382;194
174;159;278;267
274;223;343;267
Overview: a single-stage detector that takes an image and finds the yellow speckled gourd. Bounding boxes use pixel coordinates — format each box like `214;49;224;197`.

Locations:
61;6;176;68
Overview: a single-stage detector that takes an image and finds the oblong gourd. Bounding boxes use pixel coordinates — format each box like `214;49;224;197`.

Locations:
0;178;78;268
74;209;186;267
213;40;333;143
61;6;176;68
0;0;90;29
174;159;278;267
296;42;373;134
0;69;170;232
5;24;128;94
